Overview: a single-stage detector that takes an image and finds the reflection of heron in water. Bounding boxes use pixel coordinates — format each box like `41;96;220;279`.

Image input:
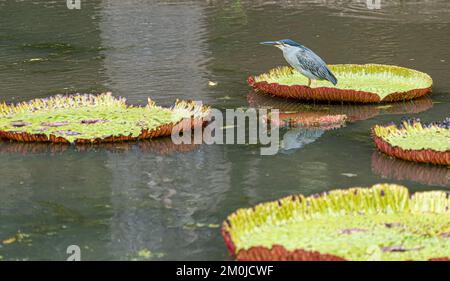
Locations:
280;128;325;153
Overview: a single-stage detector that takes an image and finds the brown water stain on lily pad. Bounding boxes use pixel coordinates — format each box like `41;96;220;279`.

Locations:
11;121;31;127
382;246;424;252
41;121;70;127
81;119;107;125
340;228;367;235
384;222;403;228
55;130;81;136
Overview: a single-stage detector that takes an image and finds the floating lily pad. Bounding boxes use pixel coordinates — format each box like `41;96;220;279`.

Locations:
0;92;209;144
372;119;450;165
222;184;450;261
248;64;433;103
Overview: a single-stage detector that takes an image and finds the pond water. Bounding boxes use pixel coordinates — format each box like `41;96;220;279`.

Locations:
0;0;449;260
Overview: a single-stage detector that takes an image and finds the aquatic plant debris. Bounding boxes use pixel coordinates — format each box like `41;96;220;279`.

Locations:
129;249;165;261
2;231;31;245
0;92;210;144
372;118;450;165
249;64;432;103
341;173;357;177
222;184;450;261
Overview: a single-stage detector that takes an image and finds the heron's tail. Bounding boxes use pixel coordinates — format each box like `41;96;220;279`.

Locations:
326;69;338;86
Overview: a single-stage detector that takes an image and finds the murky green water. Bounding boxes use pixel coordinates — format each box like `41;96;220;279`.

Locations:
0;0;449;260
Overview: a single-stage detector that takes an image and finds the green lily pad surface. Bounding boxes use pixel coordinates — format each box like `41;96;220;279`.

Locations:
0;93;206;143
255;64;432;99
224;184;450;261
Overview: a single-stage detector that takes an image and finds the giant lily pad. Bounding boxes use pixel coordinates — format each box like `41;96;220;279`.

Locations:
0;93;210;144
248;64;432;103
372;119;450;166
222;184;450;261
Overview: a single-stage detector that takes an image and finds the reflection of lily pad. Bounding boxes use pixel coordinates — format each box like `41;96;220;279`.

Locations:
372;119;450;165
248;91;433;123
249;64;432;103
0;93;209;144
274;112;346;129
371;152;449;187
222;184;450;261
0;137;200;156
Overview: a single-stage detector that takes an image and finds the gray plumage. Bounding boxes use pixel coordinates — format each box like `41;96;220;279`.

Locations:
261;39;337;86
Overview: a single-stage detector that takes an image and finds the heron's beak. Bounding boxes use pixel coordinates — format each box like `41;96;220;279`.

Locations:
260;41;280;46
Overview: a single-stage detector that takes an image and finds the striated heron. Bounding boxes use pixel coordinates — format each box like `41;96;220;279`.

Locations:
261;39;337;87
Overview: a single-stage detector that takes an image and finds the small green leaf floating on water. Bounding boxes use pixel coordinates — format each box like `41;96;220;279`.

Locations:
2;231;31;245
138;249;152;259
133;249;165;260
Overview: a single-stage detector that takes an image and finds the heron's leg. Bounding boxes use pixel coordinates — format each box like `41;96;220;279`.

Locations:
307;78;311;87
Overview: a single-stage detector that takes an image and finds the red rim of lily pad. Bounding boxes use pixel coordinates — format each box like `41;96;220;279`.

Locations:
231;245;346;261
248;64;433;103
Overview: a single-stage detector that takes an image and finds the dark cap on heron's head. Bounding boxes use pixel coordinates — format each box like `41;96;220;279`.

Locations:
260;39;302;47
278;39;302;47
